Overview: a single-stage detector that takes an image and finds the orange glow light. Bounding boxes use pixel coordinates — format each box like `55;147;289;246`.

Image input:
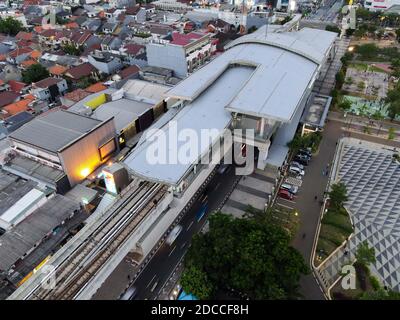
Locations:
80;168;90;178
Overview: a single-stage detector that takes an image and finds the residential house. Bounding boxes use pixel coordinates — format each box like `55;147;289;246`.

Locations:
101;36;122;51
0;111;34;134
102;22;119;34
0;79;9;92
38;29;71;50
146;31;214;78
111;64;140;88
0;91;21;109
0;95;36;120
64;62;98;83
143;4;156;16
8;80;29;94
7;47;33;65
109;0;136;9
60;88;92;108
81;18;102;32
48;64;68;78
125;5;146;23
15;31;34;43
69;30;93;48
88;52;123;75
56;10;73;22
121;43;146;66
31;77;68;102
207;19;235;34
40;53;81;68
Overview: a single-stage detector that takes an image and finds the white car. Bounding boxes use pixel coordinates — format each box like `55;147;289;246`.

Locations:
290;161;304;170
281;183;299;194
289;166;305;176
165;225;183;245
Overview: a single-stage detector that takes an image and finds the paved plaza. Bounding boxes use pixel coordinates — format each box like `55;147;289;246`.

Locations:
343;67;389;99
321;138;400;292
221;168;277;218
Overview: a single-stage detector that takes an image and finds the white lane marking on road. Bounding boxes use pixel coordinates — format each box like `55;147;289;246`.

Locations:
280;198;296;204
146;274;157;288
180;242;186;250
214;182;221;191
187;221;194;231
168;245;176;257
276;202;294;210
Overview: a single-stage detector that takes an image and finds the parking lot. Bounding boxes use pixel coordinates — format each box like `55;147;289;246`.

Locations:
275;149;313;213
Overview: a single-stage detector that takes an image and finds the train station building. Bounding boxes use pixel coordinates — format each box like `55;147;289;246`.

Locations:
124;25;337;195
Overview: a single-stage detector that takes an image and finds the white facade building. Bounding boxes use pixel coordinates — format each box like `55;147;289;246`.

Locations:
364;0;400;11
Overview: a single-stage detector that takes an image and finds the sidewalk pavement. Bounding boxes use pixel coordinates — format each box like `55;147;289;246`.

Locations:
328;111;400;143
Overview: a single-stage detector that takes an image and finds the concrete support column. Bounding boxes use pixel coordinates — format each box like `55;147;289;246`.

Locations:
257;146;269;170
259;118;266;138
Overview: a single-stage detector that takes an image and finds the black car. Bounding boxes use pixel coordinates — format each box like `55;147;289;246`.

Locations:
294;155;309;166
296;152;311;161
299;148;312;157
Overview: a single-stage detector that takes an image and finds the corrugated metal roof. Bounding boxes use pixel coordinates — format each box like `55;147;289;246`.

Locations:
167;27;336;123
0;189;45;226
92;99;152;132
124;66;254;185
0;194;79;271
122;79;170;104
124;27;336;185
9;110;103;153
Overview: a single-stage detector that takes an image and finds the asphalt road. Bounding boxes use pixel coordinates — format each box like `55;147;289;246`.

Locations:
307;0;342;22
131;165;239;300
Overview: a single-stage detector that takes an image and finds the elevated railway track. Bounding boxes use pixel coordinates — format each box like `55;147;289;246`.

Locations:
9;180;168;300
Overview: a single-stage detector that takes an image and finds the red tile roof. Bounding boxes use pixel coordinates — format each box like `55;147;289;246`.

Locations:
33;77;63;88
48;64;68;76
64;88;91;102
16;31;33;41
65;62;95;80
8;47;33;59
0;91;20;108
30;50;41;59
170;32;205;46
118;65;140;79
1;96;35;118
125;5;141;15
8;80;27;93
20;59;37;68
124;43;145;56
65;22;79;29
85;82;107;93
70;30;92;45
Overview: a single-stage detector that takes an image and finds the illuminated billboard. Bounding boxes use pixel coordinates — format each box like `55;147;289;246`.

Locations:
103;170;117;194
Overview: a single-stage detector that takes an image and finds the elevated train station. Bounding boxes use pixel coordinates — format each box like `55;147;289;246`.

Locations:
9;24;337;300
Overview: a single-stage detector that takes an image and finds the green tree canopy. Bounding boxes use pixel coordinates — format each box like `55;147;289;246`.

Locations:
181;212;309;300
338;97;352;111
328;182;348;211
396;28;400;42
325;25;341;34
62;44;83;56
355;43;379;60
0;16;24;36
180;265;214;300
385;87;400;120
22;63;50;84
360;288;400;300
356;241;376;267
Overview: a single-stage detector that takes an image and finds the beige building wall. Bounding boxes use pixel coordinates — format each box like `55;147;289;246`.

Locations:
59;119;117;186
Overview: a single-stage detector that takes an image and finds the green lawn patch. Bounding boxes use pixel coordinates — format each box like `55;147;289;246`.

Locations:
314;207;353;267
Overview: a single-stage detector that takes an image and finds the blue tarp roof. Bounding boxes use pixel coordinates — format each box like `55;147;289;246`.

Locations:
178;290;198;300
